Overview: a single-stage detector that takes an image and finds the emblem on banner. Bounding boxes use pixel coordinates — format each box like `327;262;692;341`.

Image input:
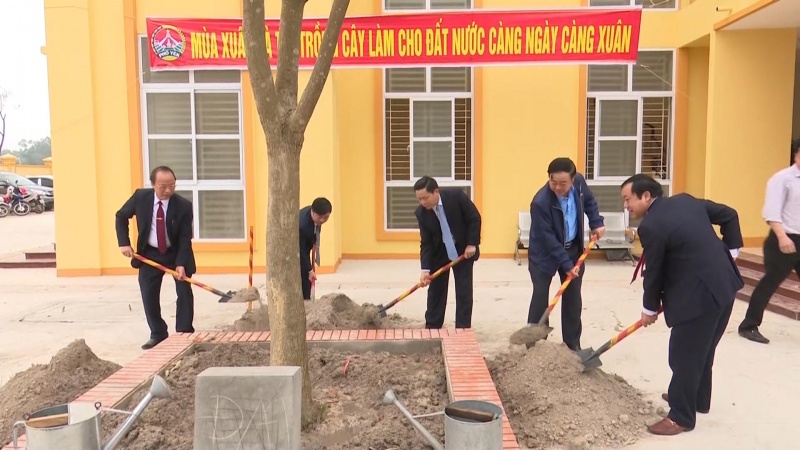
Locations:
150;24;187;62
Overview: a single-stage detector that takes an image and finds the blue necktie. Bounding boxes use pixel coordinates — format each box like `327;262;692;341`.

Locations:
435;205;459;261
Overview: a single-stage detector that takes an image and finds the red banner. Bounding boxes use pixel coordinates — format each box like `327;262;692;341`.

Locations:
147;9;641;71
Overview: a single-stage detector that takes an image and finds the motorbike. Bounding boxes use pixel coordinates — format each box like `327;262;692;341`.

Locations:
4;186;31;216
0;195;9;218
6;184;44;214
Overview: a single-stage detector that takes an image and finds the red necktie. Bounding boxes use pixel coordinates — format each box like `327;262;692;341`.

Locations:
631;252;644;284
156;201;167;255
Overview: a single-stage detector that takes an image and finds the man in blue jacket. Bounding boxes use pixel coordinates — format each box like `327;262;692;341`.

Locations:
527;157;605;351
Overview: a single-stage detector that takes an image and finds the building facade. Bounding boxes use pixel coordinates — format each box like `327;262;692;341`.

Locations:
43;0;800;276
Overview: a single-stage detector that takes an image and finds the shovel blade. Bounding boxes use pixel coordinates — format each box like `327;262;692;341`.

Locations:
578;347;603;372
218;290;238;303
376;305;387;318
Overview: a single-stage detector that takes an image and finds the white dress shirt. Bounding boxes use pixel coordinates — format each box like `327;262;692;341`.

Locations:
147;196;171;248
762;164;800;234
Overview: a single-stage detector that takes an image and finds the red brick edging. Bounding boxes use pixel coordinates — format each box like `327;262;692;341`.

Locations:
4;329;519;450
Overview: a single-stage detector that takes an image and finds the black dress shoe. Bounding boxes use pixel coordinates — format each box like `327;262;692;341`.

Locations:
738;328;770;344
141;337;167;350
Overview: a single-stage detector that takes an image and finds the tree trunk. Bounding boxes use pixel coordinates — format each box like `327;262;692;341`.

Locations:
265;138;318;425
0;112;6;154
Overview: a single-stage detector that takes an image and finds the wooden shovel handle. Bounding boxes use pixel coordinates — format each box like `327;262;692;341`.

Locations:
445;405;497;423
26;413;68;428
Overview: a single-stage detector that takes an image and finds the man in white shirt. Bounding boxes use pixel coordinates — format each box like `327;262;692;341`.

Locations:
738;138;800;344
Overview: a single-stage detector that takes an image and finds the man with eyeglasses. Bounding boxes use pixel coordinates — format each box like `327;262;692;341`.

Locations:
115;166;196;350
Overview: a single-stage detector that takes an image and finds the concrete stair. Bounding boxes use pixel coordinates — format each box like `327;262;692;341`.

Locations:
0;244;56;269
735;252;800;321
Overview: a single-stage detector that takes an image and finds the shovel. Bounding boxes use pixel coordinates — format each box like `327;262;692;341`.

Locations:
132;254;237;303
376;255;466;318
578;306;664;372
511;236;598;347
310;244;317;301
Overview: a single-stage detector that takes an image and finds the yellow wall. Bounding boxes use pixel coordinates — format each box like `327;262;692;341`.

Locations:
43;0;798;275
793;48;800;140
0;155;53;176
685;47;709;197
704;29;797;243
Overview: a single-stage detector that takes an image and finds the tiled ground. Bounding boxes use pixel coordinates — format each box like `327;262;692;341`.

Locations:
3;328;520;450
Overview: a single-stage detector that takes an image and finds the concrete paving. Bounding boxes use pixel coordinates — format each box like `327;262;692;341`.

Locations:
0;212;55;254
0;214;798;449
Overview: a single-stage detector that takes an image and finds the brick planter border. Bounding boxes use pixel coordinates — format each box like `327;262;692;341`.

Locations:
4;328;519;450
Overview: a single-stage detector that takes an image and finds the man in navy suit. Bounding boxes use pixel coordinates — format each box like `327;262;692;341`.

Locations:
115;166;196;350
622;173;743;436
299;197;332;300
414;176;482;329
527;157;605;351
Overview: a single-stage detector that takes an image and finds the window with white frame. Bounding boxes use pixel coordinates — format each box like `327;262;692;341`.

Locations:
585;50;674;224
385;0;471;10
383;67;474;230
139;37;246;240
589;0;677;9
383;0;473;231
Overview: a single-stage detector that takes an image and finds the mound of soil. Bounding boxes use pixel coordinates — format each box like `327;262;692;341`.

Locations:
0;339;121;445
488;342;660;449
230;292;415;331
102;343;447;450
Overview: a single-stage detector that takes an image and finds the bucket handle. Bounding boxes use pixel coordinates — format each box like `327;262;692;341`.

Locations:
11;420;26;450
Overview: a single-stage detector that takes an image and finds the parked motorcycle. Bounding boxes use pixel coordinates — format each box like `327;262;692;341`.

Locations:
12;184;45;214
0;196;9;218
4;186;31;216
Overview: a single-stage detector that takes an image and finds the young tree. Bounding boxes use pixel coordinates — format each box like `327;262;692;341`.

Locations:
0;88;9;153
242;0;350;424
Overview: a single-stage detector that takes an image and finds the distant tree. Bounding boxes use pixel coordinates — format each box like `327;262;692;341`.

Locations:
12;137;52;164
0;88;9;154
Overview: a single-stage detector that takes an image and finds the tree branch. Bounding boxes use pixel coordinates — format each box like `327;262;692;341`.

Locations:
274;0;305;111
242;0;281;133
0;115;5;154
291;0;350;132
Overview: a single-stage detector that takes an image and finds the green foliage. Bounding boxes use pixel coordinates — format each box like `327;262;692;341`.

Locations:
4;137;51;164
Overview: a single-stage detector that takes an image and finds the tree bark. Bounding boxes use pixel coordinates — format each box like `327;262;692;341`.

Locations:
242;0;351;427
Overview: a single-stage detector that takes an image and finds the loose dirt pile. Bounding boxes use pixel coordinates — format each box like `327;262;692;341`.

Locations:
0;339;121;445
230;292;415;331
488;341;660;450
102;343;448;450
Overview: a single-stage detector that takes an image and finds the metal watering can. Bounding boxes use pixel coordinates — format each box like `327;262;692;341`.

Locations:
382;389;505;450
10;375;172;450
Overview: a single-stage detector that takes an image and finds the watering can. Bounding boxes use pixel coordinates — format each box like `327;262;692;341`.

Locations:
10;375;172;450
382;389;504;450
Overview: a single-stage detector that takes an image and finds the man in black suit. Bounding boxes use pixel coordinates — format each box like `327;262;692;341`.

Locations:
621;174;743;436
527;157;605;351
116;166;196;350
299;197;332;300
414;176;482;329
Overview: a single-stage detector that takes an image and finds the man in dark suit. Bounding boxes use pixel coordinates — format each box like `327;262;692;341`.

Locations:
414;176;482;329
527;157;605;351
621;173;743;436
299;197;332;300
116;166;196;350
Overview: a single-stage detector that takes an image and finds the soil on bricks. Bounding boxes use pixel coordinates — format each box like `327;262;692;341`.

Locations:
230;292;417;331
101;343;448;450
0;339;121;445
488;341;661;450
